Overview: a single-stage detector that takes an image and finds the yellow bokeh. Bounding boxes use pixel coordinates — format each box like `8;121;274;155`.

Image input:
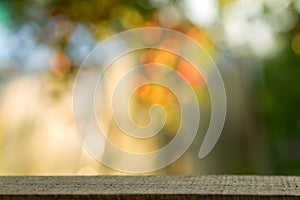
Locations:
292;33;300;55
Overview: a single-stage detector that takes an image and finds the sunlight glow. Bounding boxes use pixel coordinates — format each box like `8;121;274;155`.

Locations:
183;0;218;28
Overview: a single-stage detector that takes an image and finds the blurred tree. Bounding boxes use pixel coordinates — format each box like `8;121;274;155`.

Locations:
262;34;300;174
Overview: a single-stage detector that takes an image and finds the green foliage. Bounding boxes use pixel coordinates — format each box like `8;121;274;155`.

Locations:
262;38;300;174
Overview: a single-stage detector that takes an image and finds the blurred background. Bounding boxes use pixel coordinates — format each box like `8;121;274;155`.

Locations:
0;0;299;175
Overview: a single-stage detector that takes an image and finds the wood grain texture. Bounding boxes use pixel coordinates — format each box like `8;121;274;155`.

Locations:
0;176;299;199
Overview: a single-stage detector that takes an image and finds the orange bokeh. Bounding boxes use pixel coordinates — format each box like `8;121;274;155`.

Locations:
49;52;71;75
176;59;205;88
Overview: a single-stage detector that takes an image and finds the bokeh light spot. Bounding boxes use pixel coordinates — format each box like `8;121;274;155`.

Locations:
292;33;300;55
49;52;71;75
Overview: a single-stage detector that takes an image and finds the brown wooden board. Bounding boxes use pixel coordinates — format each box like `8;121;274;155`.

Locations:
0;176;299;199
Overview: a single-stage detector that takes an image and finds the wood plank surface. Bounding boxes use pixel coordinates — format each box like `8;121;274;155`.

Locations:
0;176;299;199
